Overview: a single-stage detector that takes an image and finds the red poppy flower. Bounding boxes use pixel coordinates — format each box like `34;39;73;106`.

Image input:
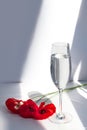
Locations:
5;98;24;114
34;102;56;120
19;99;38;118
5;98;56;120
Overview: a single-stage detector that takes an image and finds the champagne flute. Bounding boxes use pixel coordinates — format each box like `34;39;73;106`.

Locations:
50;42;72;123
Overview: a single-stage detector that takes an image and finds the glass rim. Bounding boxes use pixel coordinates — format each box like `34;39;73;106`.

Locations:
51;42;70;55
52;42;69;47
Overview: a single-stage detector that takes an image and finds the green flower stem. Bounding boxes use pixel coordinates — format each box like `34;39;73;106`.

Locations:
32;83;87;102
64;83;87;92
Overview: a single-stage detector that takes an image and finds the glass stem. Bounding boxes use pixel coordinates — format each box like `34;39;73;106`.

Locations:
57;88;65;119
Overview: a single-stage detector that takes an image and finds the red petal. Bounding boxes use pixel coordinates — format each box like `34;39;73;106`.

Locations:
19;99;38;118
34;103;56;120
5;98;24;114
44;103;56;113
39;102;45;109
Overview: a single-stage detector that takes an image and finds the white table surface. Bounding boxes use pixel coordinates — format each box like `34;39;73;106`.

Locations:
0;81;87;130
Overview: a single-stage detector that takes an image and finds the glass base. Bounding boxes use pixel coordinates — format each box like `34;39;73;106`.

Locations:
49;112;72;124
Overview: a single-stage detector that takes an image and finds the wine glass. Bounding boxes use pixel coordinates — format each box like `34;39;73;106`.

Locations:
50;42;72;123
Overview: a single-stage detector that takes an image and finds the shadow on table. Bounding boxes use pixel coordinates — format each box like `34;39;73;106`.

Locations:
68;83;87;128
1;110;46;130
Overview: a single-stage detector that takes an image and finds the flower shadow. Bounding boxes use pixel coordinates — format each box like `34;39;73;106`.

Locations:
28;91;54;105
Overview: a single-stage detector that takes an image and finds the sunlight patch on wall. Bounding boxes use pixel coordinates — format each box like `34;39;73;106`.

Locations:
73;61;82;82
29;0;82;47
21;0;82;84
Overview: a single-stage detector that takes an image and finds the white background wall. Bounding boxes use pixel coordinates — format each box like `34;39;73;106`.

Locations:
0;0;87;86
0;0;42;82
